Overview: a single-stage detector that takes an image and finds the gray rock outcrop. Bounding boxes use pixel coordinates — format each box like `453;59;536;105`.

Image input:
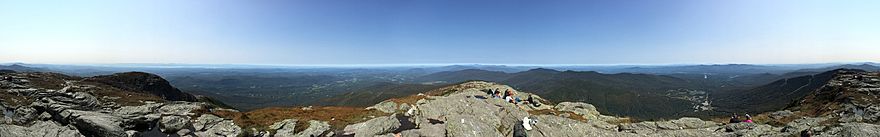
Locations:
367;101;399;113
0;120;83;137
192;114;242;137
270;119;298;137
0;72;241;137
64;110;126;137
555;102;602;120
294;120;330;137
159;115;190;132
344;116;401;137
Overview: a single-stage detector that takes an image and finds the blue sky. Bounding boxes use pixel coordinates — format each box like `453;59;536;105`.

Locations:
1;0;878;65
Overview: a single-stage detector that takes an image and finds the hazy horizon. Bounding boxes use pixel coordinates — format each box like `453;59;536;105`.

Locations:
3;0;879;64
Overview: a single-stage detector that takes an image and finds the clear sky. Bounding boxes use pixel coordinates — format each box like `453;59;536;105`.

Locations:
1;0;878;65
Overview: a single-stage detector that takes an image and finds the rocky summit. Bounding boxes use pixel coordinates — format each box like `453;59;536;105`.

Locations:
3;70;880;137
0;71;239;137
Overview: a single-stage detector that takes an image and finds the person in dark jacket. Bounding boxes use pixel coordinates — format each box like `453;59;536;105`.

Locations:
729;113;741;123
527;95;541;107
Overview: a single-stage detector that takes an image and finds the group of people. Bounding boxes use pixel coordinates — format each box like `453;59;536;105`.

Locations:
728;113;754;123
486;88;542;107
482;88;541;137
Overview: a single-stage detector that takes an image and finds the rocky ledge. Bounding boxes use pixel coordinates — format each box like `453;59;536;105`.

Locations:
1;71;239;137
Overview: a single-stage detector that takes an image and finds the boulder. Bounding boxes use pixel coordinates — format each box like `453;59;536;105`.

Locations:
192;114;241;137
177;128;193;136
294;120;330;137
113;103;163;117
11;106;38;124
65;110;126;137
69;92;99;109
270;119;297;137
554;102;602;120
159;115;191;132
36;88;100;111
399;103;412;112
343;116;400;137
193;114;225;131
367;101;398;113
158;102;203;116
113;103;163;129
0;120;84;137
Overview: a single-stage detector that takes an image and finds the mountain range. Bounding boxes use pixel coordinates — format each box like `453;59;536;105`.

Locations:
3;69;880;137
2;63;879;119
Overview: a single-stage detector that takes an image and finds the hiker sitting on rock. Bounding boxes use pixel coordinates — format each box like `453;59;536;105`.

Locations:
505;89;516;103
527;95;541;107
743;114;753;123
729;113;741;123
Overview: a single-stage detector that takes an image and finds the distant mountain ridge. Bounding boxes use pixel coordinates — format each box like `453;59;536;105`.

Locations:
84;72;198;101
0;64;51;72
791;63;880;73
